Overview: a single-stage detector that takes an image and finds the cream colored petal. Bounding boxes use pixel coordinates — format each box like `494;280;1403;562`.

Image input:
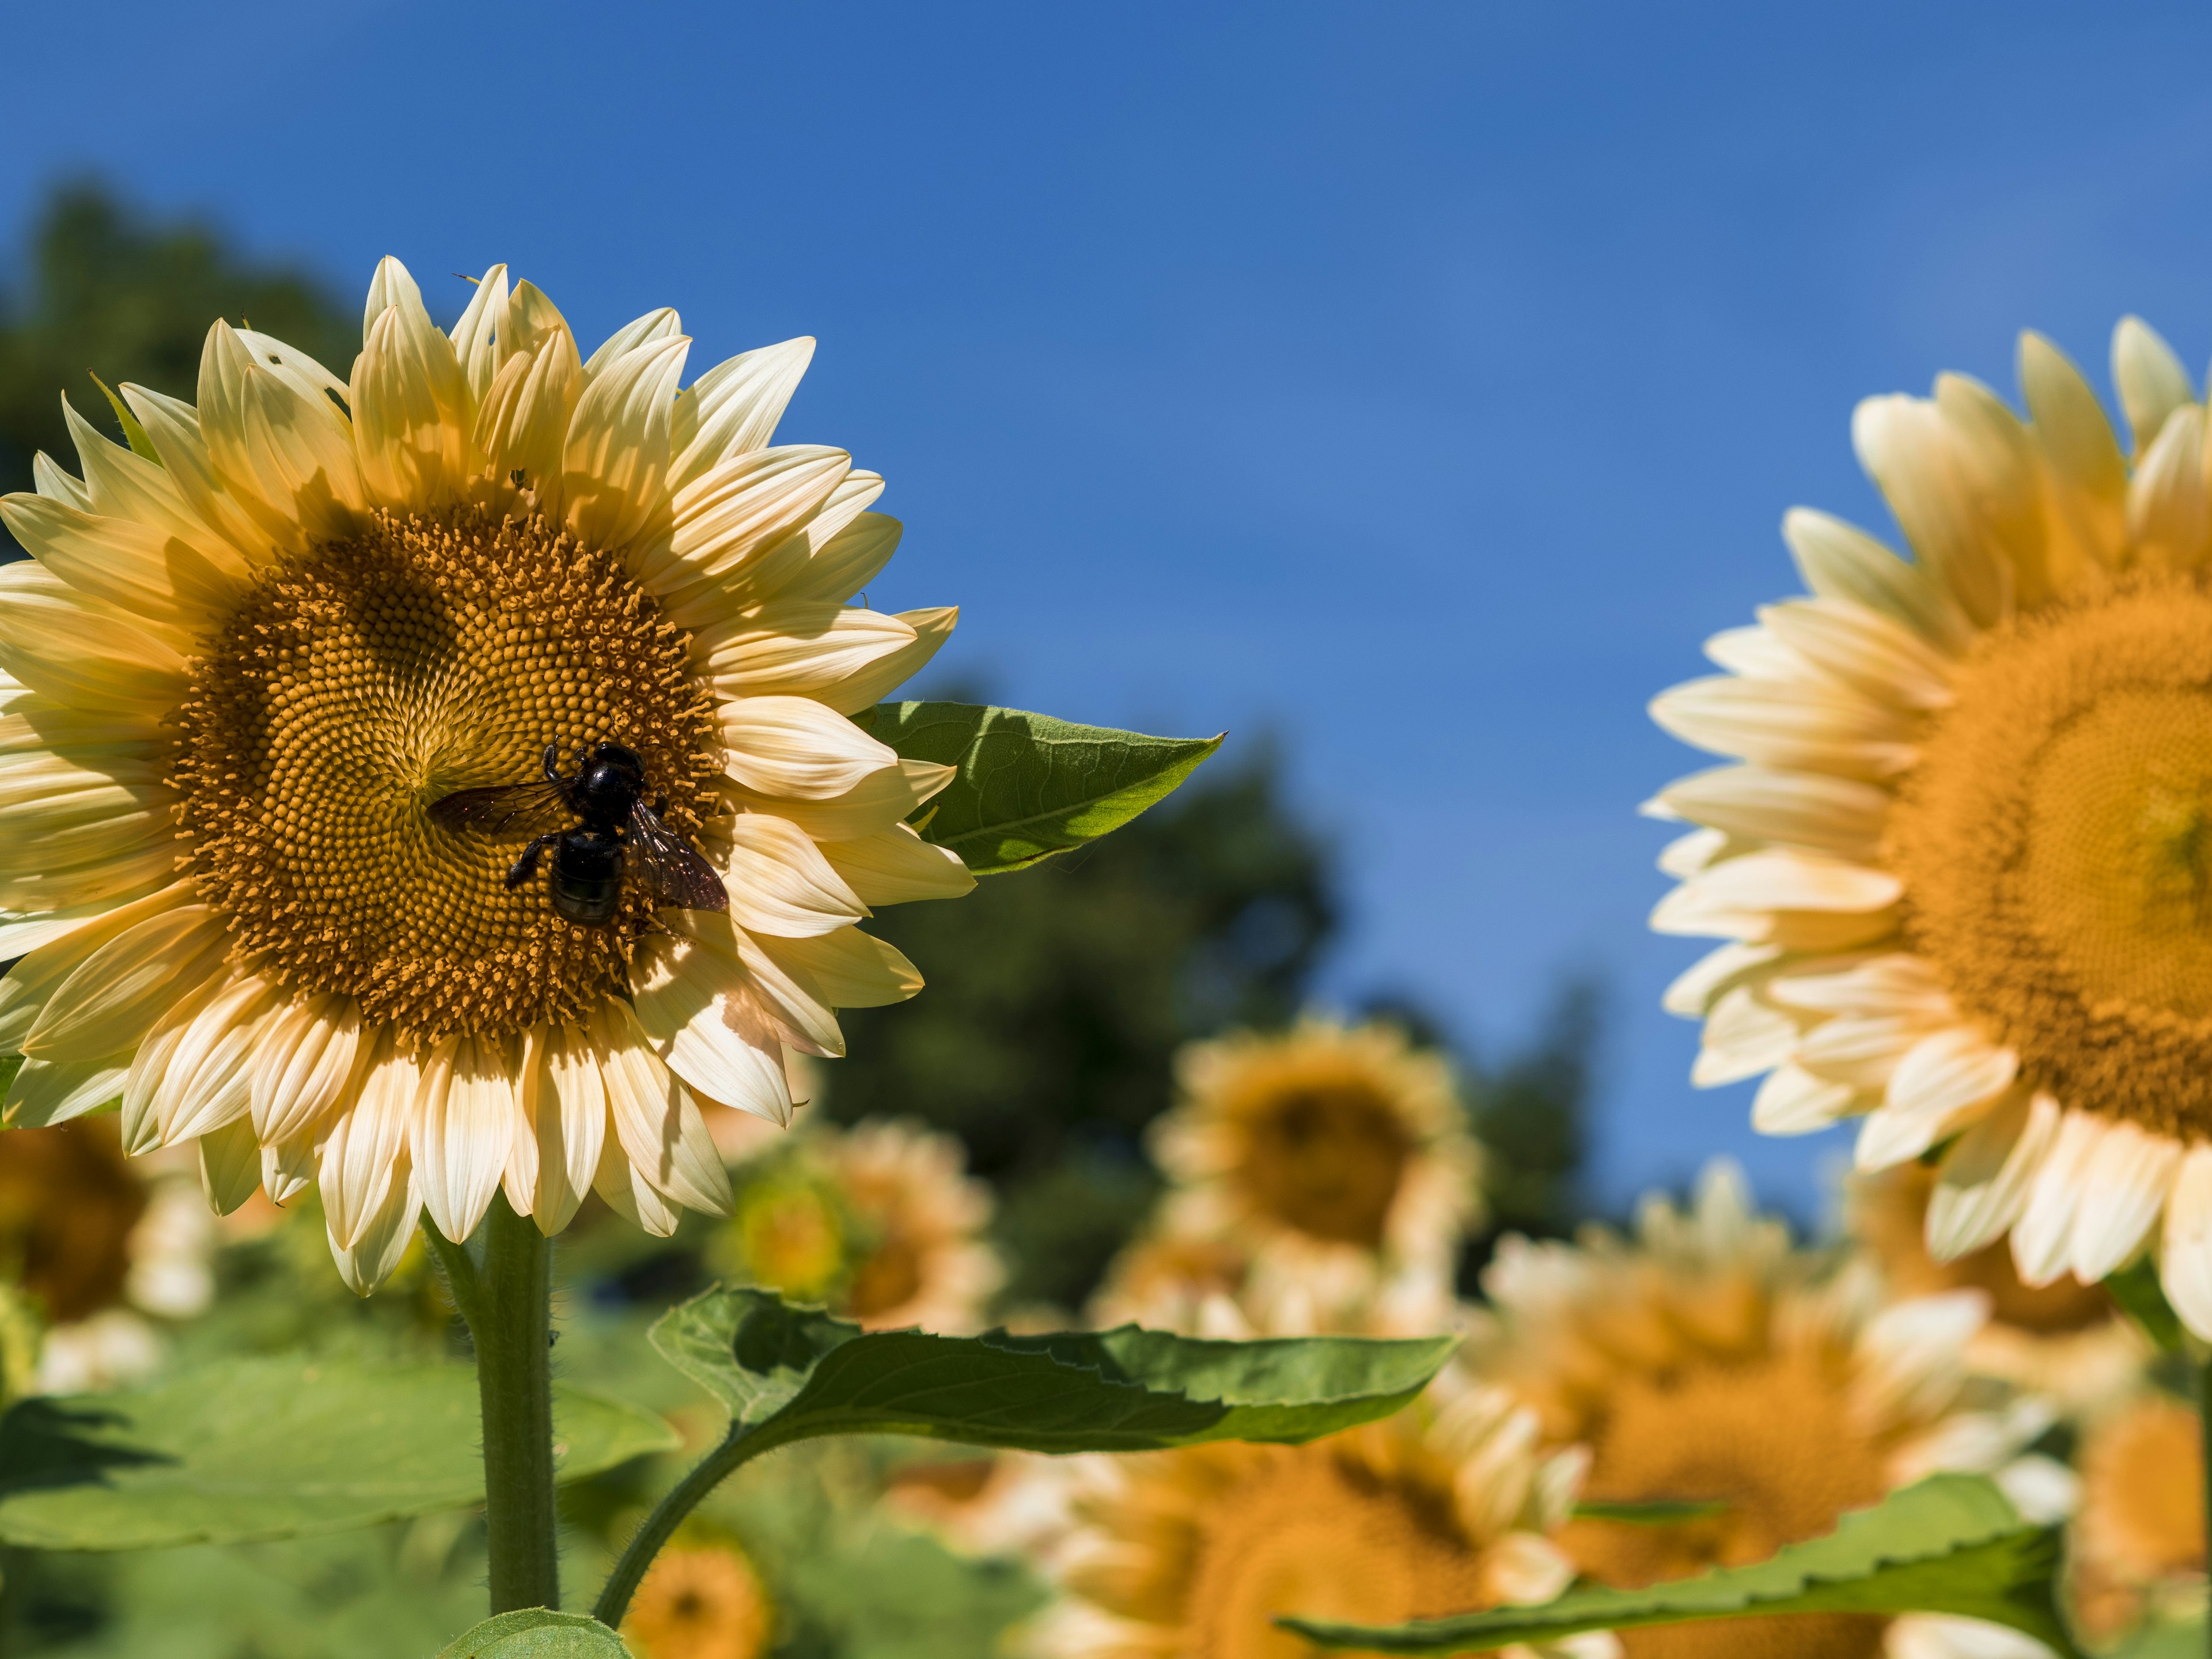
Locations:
351;286;471;509
2;1054;129;1128
197;321;364;545
197;1115;262;1215
2126;402;2211;571
119;384;273;565
814;607;954;714
2067;1120;2181;1282
639;445;853;594
1751;1063;1855;1135
562;334;689;552
1756;598;1954;713
32;450;91;509
120;976;224;1155
1853;1289;1984;1425
1656;764;1890;862
753;925;922;1011
761;505;902;608
2010;1109;2110;1287
319;1039;418;1250
667;475;896;638
630;934;795;1126
0;688;159;759
1656;825;1729;879
690;913;846;1056
1927;1090;2059;1261
24;900;230;1061
0;878;196;1051
474;326;581;501
521;1022;605;1235
2111;314;2194;454
592;1002;733;1215
1681;849;1901;915
584;308;681;379
249;994;363;1146
263;1128;318;1206
1851;393;2012;628
1765;954;1952;1018
703;812;862;936
361;256;425;340
1661;940;1783;1017
1477;1532;1575;1610
1933;373;2054;609
1690;984;1796;1086
0;562;187;717
505;280;572;357
719;757;953;842
155;974;283;1143
448;263;512;408
2160;1142;2212;1340
2018;330;2127;566
329;1155;418;1296
668;337;816;493
0;829;177;918
1781;507;1971;653
819;823;975;906
60;397;255;580
720;695;901;799
0;493;234;638
703;600;921;703
1649;674;1915;779
1860;1028;2017;1166
411;1033;518;1241
1797;1013;1928;1090
1701;623;1810;680
1647;880;1766;942
590;1124;683;1237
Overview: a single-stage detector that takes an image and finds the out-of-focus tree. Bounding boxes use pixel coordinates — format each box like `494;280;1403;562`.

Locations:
0;180;354;508
1461;977;1600;1274
821;745;1337;1310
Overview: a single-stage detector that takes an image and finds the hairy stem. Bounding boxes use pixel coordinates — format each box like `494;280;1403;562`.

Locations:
593;1420;805;1628
446;1198;560;1615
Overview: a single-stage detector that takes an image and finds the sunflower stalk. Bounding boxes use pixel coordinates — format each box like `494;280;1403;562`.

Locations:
592;1419;805;1628
426;1201;561;1615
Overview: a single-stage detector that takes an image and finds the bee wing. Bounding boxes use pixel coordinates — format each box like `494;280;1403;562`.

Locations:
429;780;573;835
627;801;730;912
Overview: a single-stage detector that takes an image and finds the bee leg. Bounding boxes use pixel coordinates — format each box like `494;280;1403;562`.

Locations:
506;832;561;889
540;744;563;785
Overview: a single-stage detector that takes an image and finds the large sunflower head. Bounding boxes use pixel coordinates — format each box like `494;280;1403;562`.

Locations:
1650;316;2212;1338
1149;1016;1482;1279
0;259;974;1290
1032;1383;1601;1659
1469;1164;2057;1659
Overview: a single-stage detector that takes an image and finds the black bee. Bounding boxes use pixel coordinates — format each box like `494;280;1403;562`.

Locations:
430;741;728;927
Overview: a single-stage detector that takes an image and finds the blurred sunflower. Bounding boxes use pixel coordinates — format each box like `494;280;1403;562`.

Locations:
1144;1017;1479;1330
1650;316;2212;1335
1031;1384;1607;1659
2068;1389;2206;1646
0;257;973;1290
713;1118;1001;1331
622;1536;774;1659
1849;1162;2141;1412
1471;1164;2059;1659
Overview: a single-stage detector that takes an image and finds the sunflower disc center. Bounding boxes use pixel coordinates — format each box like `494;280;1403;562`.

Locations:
1888;576;2212;1136
173;508;721;1045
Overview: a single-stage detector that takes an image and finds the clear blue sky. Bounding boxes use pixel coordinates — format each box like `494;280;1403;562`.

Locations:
12;1;2212;1219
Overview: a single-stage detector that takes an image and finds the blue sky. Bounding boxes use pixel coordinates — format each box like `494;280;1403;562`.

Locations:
12;1;2212;1218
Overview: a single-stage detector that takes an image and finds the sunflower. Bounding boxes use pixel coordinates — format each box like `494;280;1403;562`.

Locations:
1030;1382;1606;1659
1849;1161;2142;1412
622;1539;774;1659
1647;316;2212;1336
1469;1164;2058;1659
712;1117;1001;1331
0;258;974;1290
2067;1389;2206;1645
1145;1017;1480;1329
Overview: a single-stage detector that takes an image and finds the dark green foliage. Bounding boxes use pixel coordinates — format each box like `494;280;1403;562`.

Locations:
1463;977;1599;1268
0;181;354;508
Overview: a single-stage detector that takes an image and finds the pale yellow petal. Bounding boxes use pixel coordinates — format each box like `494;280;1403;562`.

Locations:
2010;1109;2109;1287
521;1022;605;1235
754;924;922;1010
1655;764;1890;862
2126;402;2211;571
562;334;689;552
1851;392;2012;627
23;900;230;1060
197;321;364;546
668;337;816;493
638;444;851;594
1756;599;1953;713
411;1033;517;1241
0;562;188;718
0;878;197;1052
249;994;363;1146
592;1002;733;1215
448;263;512;408
474;326;581;502
60;397;255;580
583;308;681;379
630;933;794;1126
1927;1089;2059;1262
2067;1121;2180;1282
719;694;901;799
2017;330;2127;569
820;823;975;906
1648;673;1915;780
197;1115;263;1215
154;974;283;1143
328;1152;418;1296
351;279;471;509
2111;314;2194;454
119;384;274;565
0;493;236;638
2161;1142;2212;1340
2;1054;129;1128
320;1039;419;1251
1780;508;1971;653
719;757;954;841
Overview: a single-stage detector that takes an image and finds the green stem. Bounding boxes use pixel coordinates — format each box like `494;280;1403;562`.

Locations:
437;1198;560;1615
593;1421;806;1629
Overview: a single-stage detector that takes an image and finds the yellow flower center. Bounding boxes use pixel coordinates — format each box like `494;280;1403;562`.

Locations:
623;1544;772;1659
1183;1445;1488;1659
1888;575;2212;1135
733;1181;845;1300
1562;1351;1889;1659
845;1234;924;1320
1237;1081;1411;1248
172;507;721;1046
0;1118;144;1323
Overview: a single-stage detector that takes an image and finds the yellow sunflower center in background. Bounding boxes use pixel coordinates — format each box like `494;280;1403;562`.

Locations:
173;507;722;1045
1887;576;2212;1136
845;1234;924;1320
732;1181;846;1301
1183;1446;1487;1659
623;1543;772;1659
1562;1353;1889;1659
1238;1082;1411;1247
0;1118;145;1323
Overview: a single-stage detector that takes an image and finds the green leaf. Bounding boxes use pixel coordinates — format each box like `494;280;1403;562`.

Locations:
0;1356;678;1550
652;1286;1453;1452
1573;1498;1732;1524
1282;1474;2080;1656
2104;1256;2186;1354
90;373;162;465
854;702;1222;873
437;1610;632;1658
2115;1616;2208;1659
